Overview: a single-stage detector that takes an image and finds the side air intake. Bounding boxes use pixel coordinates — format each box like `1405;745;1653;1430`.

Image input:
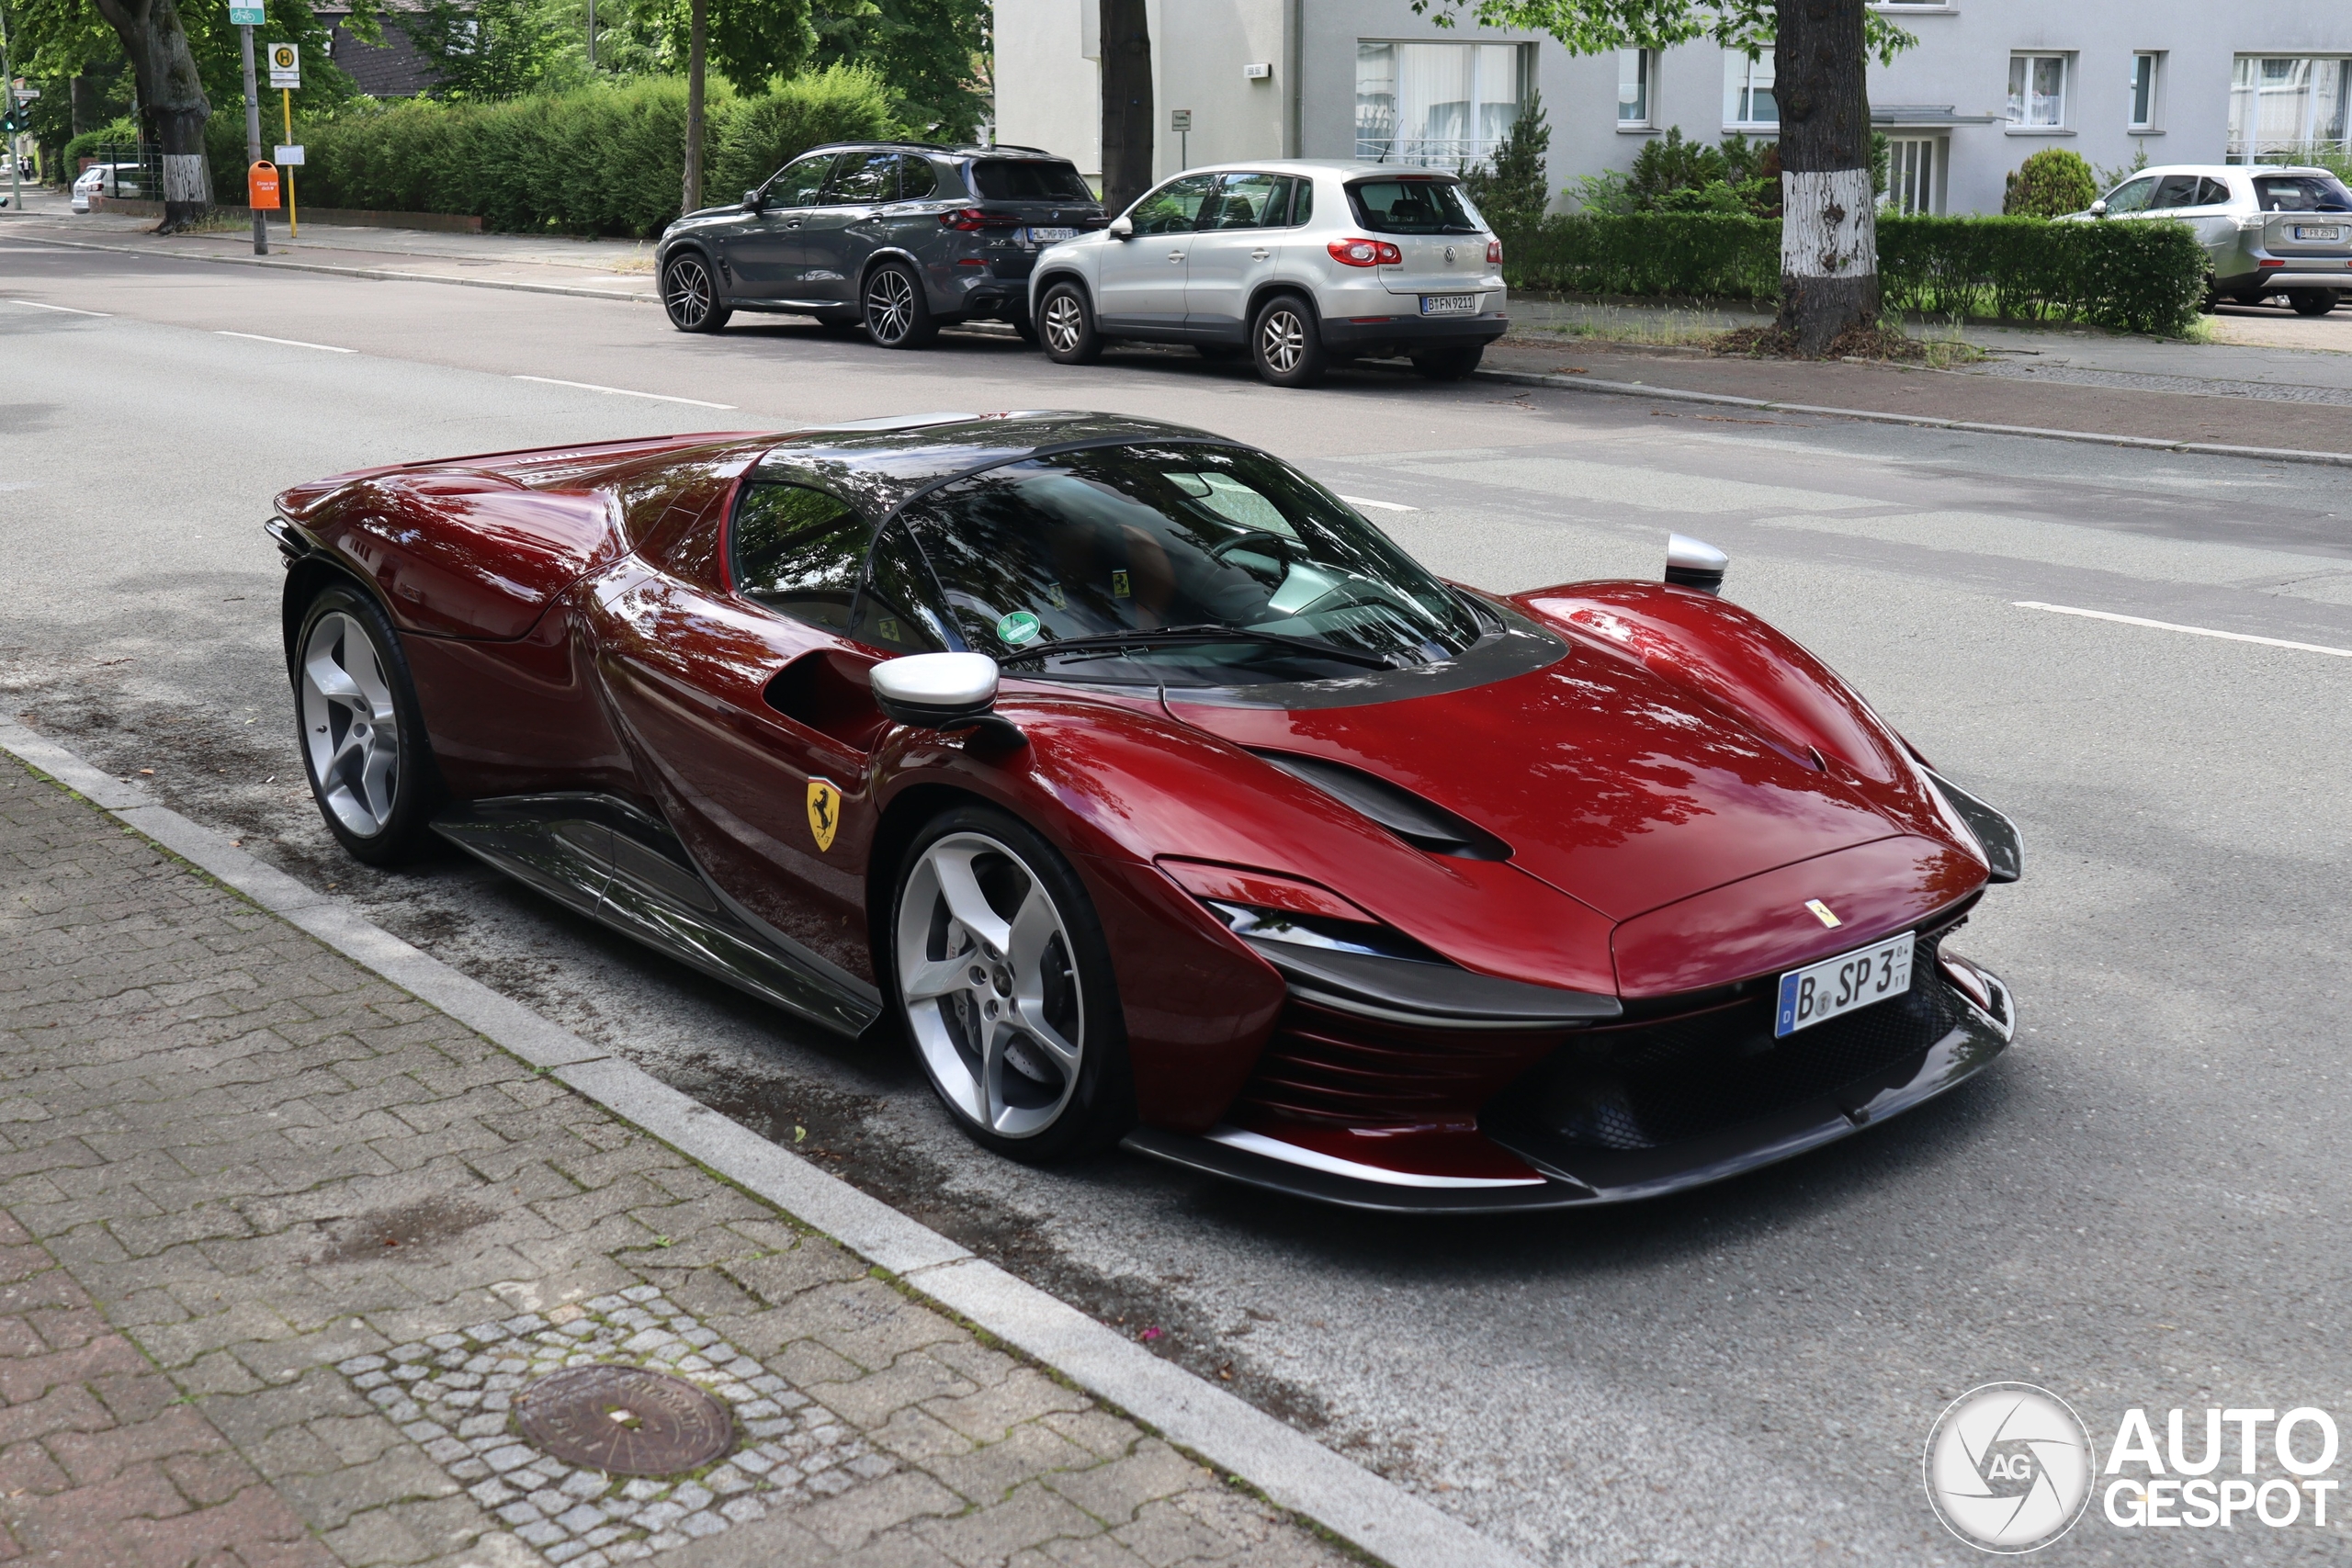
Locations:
1250;751;1511;861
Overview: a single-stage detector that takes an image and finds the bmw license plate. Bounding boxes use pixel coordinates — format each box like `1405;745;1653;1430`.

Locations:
1775;931;1913;1038
2291;225;2342;242
1420;294;1478;315
1021;226;1078;246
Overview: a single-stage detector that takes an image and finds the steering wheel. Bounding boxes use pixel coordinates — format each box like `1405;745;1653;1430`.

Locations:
1207;529;1303;565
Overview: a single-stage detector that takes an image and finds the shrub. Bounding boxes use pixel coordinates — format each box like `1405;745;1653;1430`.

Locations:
200;71;898;237
1498;210;2209;336
64;118;142;166
2004;149;2098;218
1459;89;1554;229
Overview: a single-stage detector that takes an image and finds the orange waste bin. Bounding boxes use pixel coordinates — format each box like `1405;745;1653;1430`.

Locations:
247;161;281;211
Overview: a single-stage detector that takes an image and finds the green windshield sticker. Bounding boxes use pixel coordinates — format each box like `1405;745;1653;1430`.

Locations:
996;610;1042;646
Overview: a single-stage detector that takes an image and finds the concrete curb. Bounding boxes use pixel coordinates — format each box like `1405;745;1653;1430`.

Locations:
0;713;1529;1568
1472;366;2352;468
6;231;660;305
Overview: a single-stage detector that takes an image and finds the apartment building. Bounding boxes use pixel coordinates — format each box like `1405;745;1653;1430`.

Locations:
992;0;2350;214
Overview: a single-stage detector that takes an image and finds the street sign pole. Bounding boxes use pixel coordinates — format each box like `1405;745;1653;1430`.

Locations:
236;23;266;254
2;8;23;218
280;87;295;236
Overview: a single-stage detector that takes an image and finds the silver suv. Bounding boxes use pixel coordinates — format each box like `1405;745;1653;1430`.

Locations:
2070;164;2351;315
1027;160;1508;387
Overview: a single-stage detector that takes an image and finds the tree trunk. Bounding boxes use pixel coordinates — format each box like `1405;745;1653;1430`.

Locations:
89;0;210;231
681;0;707;215
1097;0;1152;214
1772;0;1875;355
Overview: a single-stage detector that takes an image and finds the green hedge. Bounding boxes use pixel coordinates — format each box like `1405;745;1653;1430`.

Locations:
1499;211;2210;336
203;68;896;238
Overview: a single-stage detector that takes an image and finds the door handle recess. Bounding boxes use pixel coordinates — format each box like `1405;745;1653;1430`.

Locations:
1250;249;1271;260
1168;250;1185;262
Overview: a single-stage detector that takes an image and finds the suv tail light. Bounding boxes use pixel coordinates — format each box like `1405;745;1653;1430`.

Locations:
1487;238;1502;265
1329;237;1403;267
941;208;1020;231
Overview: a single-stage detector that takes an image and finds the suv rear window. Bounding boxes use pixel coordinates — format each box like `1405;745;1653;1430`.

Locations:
2254;174;2352;212
1345;176;1484;234
969;158;1096;203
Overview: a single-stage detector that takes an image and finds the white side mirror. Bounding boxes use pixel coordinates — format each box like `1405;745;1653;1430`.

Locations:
869;652;1024;746
1664;534;1729;593
1107;214;1134;239
2088;199;2108;218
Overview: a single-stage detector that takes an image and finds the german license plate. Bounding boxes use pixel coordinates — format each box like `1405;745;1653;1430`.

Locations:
1021;227;1078;245
1775;931;1913;1038
2292;225;2342;242
1420;294;1477;315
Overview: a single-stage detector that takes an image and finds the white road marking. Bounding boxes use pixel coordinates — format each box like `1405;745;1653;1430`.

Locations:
1339;494;1418;513
513;375;735;410
217;330;355;353
10;299;110;316
2014;601;2352;659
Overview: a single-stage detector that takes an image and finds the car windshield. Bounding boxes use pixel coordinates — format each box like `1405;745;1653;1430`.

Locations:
2254;174;2352;211
899;444;1483;687
968;158;1095;203
1346;176;1485;234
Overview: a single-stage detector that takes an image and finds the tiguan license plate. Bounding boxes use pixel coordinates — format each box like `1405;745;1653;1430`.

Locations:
1775;931;1913;1037
1419;294;1477;315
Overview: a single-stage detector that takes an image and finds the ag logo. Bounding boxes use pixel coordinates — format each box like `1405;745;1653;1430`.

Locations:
806;779;842;852
1924;1382;2095;1552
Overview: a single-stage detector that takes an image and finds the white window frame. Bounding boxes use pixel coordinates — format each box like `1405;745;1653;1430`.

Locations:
1354;39;1536;169
1882;135;1942;214
1617;48;1654;129
2007;51;2071;131
1723;50;1776;130
2228;55;2352;163
2128;51;2163;132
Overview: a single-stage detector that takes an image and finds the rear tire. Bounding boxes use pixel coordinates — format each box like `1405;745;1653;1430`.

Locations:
2289;289;2340;317
662;252;730;333
1038;282;1104;365
889;806;1134;1163
1411;344;1485;380
293;585;440;867
1251;293;1328;388
863;261;939;348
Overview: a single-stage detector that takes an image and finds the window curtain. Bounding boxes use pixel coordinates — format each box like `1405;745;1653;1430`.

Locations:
1357;42;1526;165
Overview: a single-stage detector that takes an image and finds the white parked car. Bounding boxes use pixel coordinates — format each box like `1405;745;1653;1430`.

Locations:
70;163;142;212
1026;160;1508;387
2068;164;2351;316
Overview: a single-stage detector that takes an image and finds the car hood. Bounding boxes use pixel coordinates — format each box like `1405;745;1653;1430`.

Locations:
1164;633;1925;925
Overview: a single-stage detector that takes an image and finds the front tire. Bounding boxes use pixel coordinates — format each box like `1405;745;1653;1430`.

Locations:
1037;281;1103;365
862;261;938;348
2289;289;2340;317
890;806;1133;1162
1251;293;1329;388
293;586;439;867
662;252;731;333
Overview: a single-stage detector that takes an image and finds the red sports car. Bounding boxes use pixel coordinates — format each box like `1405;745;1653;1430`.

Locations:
269;412;2019;1212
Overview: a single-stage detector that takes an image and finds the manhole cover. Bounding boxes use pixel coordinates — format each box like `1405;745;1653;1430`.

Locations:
514;1365;734;1475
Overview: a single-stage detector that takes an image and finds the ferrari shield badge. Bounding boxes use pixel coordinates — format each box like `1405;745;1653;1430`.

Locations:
807;779;842;852
1805;898;1840;928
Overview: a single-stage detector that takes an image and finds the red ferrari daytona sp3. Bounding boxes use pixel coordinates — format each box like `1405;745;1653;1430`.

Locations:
269;412;2020;1213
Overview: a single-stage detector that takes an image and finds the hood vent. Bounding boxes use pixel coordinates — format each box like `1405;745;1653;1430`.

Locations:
1251;750;1511;861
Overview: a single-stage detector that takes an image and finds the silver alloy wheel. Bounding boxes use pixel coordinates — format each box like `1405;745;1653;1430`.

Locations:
665;256;713;329
865;267;917;344
1258;306;1306;374
1042;292;1085;355
896;831;1084;1140
300;611;401;838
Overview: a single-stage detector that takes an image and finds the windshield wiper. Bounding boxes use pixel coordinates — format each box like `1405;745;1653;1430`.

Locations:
999;623;1396;671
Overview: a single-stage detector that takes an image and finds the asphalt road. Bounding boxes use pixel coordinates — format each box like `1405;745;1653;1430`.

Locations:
6;231;2352;1567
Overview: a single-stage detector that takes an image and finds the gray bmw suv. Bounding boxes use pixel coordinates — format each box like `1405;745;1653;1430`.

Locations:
656;143;1105;348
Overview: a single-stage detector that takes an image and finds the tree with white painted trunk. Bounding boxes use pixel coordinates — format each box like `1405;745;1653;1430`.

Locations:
1414;0;1915;354
86;0;210;231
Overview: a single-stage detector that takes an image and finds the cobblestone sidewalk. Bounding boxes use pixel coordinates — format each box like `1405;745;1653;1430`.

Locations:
0;759;1354;1568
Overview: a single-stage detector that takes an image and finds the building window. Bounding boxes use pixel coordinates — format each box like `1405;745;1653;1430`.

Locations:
2007;52;2069;129
2228;56;2351;163
1723;50;1776;129
1618;48;1651;126
1883;136;1939;214
1355;41;1534;167
2128;52;2162;130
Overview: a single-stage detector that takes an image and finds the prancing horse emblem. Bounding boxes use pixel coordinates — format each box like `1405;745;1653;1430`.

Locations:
1805;899;1840;928
807;779;842;852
